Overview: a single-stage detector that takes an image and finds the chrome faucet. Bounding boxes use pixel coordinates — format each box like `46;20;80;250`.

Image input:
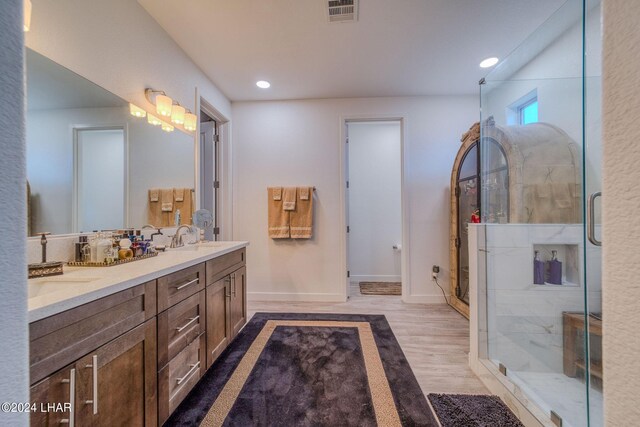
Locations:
170;225;193;248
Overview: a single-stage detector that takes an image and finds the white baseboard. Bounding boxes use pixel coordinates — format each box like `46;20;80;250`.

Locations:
401;294;448;304
350;275;401;282
248;292;347;303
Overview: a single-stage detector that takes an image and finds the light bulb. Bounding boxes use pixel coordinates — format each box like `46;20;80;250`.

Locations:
147;113;162;126
161;122;174;132
129;103;146;118
256;80;271;89
156;94;173;117
171;105;185;125
184;112;197;132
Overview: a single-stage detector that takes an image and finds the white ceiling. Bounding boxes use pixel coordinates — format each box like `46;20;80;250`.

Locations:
139;0;565;102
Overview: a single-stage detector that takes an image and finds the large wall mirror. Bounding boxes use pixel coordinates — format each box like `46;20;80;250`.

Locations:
26;49;195;236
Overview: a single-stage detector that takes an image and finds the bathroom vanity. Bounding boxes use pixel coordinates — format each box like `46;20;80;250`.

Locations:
28;242;248;426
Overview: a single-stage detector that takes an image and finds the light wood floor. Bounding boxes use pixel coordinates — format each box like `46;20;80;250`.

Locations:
248;284;489;396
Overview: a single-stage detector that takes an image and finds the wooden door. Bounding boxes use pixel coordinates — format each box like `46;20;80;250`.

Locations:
75;318;157;427
230;266;247;338
30;364;77;426
206;276;232;368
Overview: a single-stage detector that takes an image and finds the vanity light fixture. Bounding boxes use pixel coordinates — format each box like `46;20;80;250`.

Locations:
147;113;162;126
184;112;197;132
171;104;186;125
161;122;174;132
256;80;271;89
24;0;32;32
479;57;499;68
129;103;146;118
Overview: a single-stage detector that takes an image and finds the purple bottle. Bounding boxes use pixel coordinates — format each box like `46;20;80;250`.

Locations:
547;250;563;285
533;250;545;285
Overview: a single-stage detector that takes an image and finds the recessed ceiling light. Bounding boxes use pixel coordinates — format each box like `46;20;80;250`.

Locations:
256;80;271;89
479;57;499;68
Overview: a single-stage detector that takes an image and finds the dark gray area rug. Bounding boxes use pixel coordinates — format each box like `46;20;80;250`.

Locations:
428;394;524;427
166;313;438;426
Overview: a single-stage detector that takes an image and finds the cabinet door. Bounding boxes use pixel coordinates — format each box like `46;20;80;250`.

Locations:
206;276;232;368
230;266;247;338
75;318;157;427
30;365;77;426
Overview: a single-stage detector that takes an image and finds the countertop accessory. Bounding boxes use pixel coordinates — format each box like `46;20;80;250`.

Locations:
28;232;64;278
67;251;158;267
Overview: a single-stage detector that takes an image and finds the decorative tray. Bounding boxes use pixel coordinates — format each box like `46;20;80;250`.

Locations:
67;251;158;267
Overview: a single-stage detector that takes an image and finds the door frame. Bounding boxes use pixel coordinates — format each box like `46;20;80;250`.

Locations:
340;115;410;302
195;90;231;240
72;125;129;233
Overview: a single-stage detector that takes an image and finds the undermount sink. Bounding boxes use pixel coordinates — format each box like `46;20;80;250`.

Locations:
169;242;226;251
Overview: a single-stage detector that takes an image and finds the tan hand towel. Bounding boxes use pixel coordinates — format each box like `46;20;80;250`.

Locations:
283;187;297;211
161;188;174;212
552;183;572;209
149;188;159;202
174;187;185;202
290;187;313;239
272;187;282;201
299;186;310;200
268;187;290;238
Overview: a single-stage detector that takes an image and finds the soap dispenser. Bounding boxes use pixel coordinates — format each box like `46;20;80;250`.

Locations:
533;250;545;285
547;250;563;285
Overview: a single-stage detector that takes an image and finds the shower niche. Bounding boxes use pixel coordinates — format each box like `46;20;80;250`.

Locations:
449;120;581;318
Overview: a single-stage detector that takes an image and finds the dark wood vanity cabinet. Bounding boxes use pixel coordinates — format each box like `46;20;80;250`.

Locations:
205;250;247;369
29;247;247;427
30;318;157;427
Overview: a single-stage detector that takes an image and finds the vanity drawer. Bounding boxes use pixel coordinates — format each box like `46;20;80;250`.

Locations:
158;263;206;312
29;281;156;385
206;248;246;285
158;333;206;424
158;290;206;369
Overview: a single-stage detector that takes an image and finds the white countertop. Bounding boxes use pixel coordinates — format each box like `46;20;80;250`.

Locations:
28;241;249;322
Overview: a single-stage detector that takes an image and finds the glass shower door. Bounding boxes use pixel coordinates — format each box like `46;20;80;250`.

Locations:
478;0;603;425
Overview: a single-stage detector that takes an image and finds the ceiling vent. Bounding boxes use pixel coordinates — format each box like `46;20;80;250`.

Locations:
327;0;358;23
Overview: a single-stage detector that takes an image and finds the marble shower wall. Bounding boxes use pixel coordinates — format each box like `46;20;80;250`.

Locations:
484;224;602;373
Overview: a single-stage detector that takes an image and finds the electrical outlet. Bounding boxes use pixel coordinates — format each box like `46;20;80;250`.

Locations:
432;265;440;280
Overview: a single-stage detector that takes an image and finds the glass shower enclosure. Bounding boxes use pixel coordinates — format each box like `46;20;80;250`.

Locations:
477;0;602;426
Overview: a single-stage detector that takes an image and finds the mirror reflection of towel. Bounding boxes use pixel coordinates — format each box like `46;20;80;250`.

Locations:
161;189;173;212
174;188;185;202
149;188;159;202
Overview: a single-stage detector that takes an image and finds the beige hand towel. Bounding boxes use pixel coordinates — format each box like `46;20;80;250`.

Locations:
283;187;297;211
290;186;313;239
161;188;174;212
299;186;310;200
174;187;185;202
268;187;290;238
272;187;282;201
149;188;159;202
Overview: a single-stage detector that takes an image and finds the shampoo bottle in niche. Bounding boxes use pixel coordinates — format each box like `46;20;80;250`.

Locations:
533;250;545;284
547;250;563;285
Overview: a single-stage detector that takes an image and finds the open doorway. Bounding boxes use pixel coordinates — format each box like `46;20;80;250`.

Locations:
346;120;402;298
199;108;218;241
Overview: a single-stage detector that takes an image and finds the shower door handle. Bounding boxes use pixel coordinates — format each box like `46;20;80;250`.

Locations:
587;192;602;246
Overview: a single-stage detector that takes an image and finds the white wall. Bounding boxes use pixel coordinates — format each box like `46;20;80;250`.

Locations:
602;0;640;424
232;96;477;302
348;122;402;282
0;0;29;424
27;107;194;234
25;0;230;120
483;2;602;193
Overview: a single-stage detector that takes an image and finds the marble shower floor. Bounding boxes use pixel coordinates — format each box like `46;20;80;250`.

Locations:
247;284;488;396
511;370;603;427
